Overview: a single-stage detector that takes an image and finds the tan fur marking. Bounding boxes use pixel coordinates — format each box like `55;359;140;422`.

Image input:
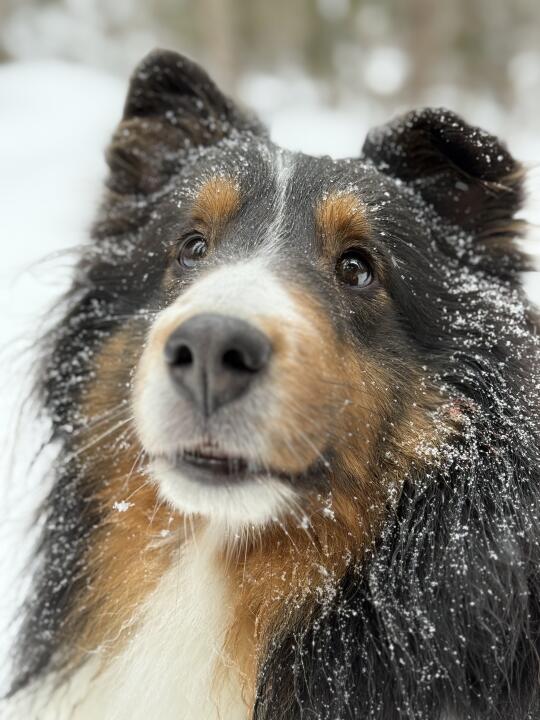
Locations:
192;176;241;237
316;192;370;256
67;328;183;666
255;288;390;475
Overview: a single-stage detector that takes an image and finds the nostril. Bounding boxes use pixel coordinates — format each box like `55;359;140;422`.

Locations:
222;348;253;373
175;345;193;366
165;341;193;367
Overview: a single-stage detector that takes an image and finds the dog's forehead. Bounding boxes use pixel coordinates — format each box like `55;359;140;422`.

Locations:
177;137;380;218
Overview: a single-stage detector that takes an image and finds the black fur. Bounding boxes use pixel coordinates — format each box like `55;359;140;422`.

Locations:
8;50;540;720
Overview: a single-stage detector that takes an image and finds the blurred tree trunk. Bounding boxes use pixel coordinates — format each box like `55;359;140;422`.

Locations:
0;0;17;61
194;0;237;90
402;0;458;102
244;0;311;70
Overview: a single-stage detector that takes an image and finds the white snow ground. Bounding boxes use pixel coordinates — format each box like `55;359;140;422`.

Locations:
0;59;538;692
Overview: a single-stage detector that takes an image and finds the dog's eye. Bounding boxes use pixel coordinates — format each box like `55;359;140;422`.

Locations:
177;233;208;269
336;251;373;288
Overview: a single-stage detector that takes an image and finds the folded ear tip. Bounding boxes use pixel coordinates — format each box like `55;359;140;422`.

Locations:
362;106;523;236
410;107;518;173
364;107;467;149
131;48;193;76
108;50;265;194
364;106;519;178
123;49;213;120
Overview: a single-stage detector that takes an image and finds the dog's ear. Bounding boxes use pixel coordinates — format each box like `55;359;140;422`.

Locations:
106;49;263;194
362;108;524;239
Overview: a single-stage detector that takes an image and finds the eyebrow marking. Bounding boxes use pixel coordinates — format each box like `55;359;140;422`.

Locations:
316;192;370;255
192;176;241;232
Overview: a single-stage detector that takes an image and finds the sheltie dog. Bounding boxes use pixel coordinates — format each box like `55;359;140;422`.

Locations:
5;50;540;719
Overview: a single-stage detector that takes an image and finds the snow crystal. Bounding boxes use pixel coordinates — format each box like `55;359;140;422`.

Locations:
112;501;133;513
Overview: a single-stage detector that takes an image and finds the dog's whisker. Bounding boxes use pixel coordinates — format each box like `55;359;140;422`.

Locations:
65;416;135;461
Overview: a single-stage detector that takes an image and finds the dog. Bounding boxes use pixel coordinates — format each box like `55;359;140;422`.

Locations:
6;49;540;719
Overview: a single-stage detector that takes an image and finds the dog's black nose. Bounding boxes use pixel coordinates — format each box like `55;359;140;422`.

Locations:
164;313;272;416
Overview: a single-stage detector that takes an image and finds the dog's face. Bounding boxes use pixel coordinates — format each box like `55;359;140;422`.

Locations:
132;142;418;526
87;51;523;531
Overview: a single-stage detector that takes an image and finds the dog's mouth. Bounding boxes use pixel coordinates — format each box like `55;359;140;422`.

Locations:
157;445;262;486
181;447;249;475
152;444;330;491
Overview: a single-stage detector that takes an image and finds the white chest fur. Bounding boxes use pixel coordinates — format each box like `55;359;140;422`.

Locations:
22;533;248;720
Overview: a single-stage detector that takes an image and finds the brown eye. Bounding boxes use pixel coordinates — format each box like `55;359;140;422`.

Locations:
177;233;208;269
336;251;373;288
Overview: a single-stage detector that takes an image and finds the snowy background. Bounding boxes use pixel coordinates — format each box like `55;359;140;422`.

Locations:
0;0;539;693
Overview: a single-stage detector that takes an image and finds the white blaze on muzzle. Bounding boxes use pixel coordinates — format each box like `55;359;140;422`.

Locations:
158;257;303;328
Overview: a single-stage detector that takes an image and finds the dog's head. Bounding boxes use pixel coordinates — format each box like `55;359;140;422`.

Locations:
83;50;527;534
